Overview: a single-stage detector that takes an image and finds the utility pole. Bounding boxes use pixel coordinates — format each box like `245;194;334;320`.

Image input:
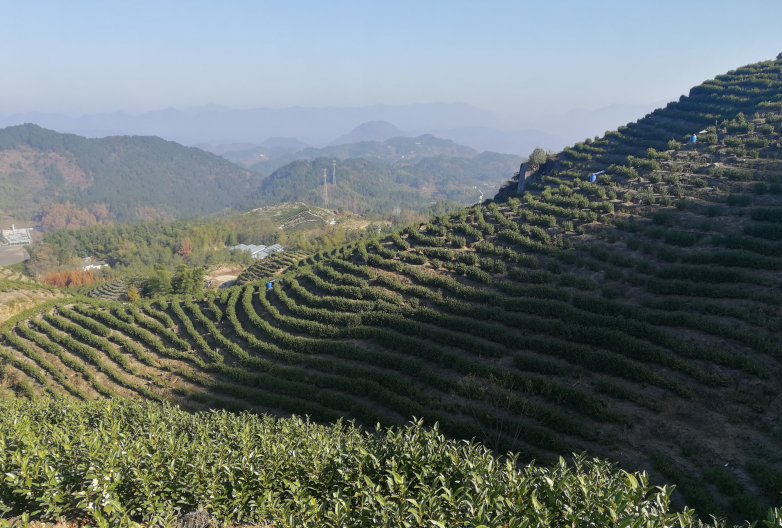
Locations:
332;160;336;185
323;168;328;207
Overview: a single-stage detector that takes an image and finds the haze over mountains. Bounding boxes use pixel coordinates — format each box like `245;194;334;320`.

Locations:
0;124;519;225
0;100;669;156
329;120;405;146
224;132;486;174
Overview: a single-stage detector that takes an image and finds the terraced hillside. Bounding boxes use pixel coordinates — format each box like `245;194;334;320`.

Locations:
2;57;782;523
84;277;129;301
0;269;64;326
236;250;308;285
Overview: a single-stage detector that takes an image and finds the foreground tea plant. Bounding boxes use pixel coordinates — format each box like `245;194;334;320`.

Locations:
5;398;779;528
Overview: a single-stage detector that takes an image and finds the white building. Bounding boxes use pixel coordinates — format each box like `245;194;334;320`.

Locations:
81;257;109;271
0;225;32;247
228;243;284;260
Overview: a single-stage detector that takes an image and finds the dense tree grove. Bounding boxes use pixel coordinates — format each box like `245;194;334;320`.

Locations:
32;213;282;274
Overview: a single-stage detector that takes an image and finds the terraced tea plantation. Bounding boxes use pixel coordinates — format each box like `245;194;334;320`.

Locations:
236;250;307;284
2;57;782;525
85;277;129;301
3;191;782;520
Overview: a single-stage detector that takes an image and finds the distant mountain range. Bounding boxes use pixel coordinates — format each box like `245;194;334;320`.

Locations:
0;124;520;224
226;133;482;176
329;121;406;146
0;101;670;156
0;103;493;148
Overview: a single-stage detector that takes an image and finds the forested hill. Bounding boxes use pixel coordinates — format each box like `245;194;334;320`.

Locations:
247;152;521;214
225;134;481;175
0;125;519;226
0;124;261;222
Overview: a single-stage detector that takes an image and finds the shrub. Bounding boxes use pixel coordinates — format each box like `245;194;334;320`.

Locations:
1;398;733;528
421;247;454;261
628;156;660;171
753;182;769;195
509;267;554;284
750;207;782;223
457;251;478;265
652;211;674;226
447;234;467;248
479;257;506;274
725;168;753;181
391;232;410;250
745;137;769;149
726;194;751;207
691;178;708;188
597;174;612;185
465;266;493;284
701;133;718;145
664;230;698;247
399;252;427;265
601;286;620;299
426;224;448;237
607;164;639;179
547;260;563;274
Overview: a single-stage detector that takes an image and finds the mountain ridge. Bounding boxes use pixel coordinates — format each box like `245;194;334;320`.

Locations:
329;120;407;146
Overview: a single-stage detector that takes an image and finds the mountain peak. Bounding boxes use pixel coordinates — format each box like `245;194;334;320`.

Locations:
329;120;406;146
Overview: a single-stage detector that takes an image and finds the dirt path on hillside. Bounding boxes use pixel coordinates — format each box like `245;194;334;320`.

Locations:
205;264;244;289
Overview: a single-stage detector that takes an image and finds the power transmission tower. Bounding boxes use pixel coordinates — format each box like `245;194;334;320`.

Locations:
332;160;336;185
323;168;328;206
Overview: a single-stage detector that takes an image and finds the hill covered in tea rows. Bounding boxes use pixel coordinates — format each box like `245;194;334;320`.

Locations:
2;56;782;526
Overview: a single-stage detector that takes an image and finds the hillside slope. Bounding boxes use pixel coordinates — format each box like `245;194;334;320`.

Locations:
2;57;782;524
0;125;518;226
0;124;261;221
247;152;521;214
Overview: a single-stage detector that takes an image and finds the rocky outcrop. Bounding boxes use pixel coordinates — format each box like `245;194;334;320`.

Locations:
517;162;534;191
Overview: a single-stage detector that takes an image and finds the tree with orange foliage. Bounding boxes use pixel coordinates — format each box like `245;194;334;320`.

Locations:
178;238;193;261
127;286;140;302
41;270;106;288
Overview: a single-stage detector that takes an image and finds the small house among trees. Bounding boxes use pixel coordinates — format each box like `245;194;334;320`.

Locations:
228;243;284;260
81;257;109;271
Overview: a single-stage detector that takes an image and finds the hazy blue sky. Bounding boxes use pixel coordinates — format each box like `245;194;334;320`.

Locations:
2;0;781;121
